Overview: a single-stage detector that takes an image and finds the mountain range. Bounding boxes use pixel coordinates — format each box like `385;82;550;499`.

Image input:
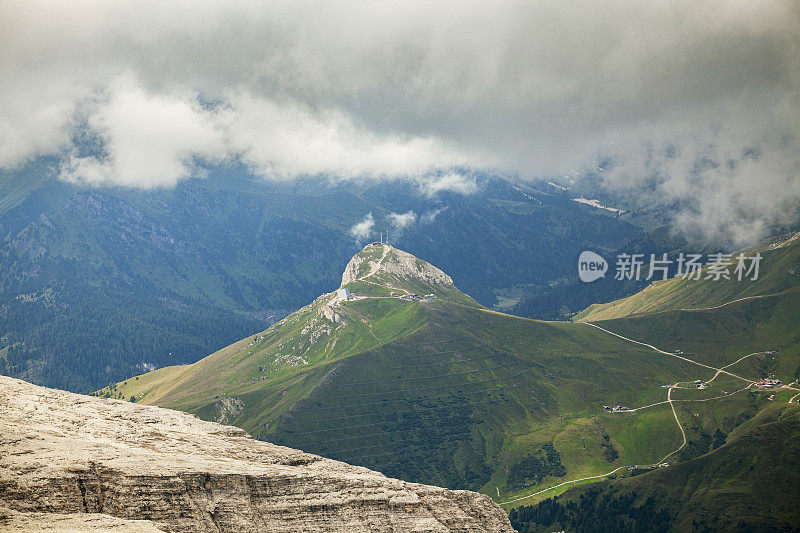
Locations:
105;233;800;529
0;162;643;392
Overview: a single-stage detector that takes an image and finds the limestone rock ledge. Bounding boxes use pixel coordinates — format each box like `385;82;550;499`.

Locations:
0;505;164;531
0;376;512;532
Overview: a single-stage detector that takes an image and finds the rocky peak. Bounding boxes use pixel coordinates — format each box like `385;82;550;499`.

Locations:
340;244;454;288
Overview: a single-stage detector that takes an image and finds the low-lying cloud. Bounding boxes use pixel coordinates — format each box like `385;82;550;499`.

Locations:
591;130;800;246
61;77;225;188
1;0;798;244
419;173;478;197
419;208;445;225
387;211;417;229
349;212;375;240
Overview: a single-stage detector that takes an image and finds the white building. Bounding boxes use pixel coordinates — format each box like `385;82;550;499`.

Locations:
337;288;351;300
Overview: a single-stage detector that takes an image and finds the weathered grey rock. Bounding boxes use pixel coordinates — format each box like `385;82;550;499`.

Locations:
0;376;512;532
340;244;454;287
0;505;164;531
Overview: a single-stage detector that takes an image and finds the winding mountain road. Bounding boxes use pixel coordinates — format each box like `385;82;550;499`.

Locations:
583;322;753;383
500;322;798;508
500;467;626;506
676;287;800;313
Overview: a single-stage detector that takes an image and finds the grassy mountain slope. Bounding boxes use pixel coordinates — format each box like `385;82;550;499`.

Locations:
504;235;800;530
574;232;800;322
107;243;800;508
593;287;800;374
509;405;800;532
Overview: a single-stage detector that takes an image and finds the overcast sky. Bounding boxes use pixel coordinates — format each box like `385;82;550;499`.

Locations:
1;0;798;244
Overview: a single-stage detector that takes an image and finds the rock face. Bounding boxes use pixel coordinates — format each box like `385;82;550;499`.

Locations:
340;244;454;287
211;396;244;425
0;506;164;532
0;376;513;532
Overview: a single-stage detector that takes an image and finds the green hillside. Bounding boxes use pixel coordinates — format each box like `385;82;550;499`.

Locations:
104;243;800;509
509;405;800;532
574;232;800;322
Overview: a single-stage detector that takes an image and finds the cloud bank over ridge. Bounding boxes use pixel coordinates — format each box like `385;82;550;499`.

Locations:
1;0;798;243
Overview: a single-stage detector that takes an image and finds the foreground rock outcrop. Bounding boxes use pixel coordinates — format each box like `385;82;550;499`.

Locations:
0;376;512;532
0;505;164;532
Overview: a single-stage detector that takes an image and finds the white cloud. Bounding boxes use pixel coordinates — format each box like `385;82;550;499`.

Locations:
0;78;78;168
222;94;471;179
60;76;225;187
0;0;798;243
419;173;478;197
387;210;417;229
420;208;445;225
589;122;800;245
349;212;375;239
